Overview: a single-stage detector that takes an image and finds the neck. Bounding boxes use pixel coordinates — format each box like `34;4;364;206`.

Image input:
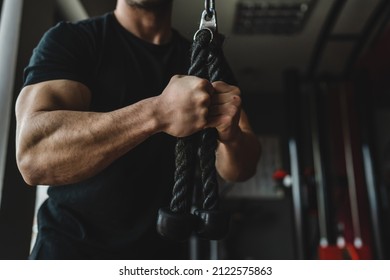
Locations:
114;0;173;45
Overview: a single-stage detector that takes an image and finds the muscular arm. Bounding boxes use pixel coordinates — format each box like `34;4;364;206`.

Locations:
16;80;161;186
16;76;212;186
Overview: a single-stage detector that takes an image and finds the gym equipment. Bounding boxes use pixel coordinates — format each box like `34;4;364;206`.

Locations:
193;209;230;240
283;69;306;259
315;82;373;260
308;82;337;259
338;86;372;259
157;0;233;241
156;208;196;241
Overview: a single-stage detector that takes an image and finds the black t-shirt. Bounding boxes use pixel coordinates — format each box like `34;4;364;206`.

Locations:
24;12;191;257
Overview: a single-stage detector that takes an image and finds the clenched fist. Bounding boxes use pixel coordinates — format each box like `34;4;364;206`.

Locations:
156;75;242;142
156;75;213;137
207;81;242;143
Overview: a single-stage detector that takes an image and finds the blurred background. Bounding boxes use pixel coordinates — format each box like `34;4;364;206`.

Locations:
1;0;390;260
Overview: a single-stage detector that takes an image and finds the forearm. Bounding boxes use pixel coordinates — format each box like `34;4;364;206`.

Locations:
16;75;217;186
216;129;261;182
16;97;160;186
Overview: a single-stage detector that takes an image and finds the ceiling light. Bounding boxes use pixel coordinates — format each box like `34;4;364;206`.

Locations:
234;0;317;35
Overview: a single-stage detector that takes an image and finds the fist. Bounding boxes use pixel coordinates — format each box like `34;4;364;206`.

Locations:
156;75;213;137
206;81;242;143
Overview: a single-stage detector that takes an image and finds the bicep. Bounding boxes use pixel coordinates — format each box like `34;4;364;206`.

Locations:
16;79;91;120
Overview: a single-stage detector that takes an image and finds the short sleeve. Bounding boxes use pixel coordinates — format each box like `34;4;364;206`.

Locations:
23;21;94;89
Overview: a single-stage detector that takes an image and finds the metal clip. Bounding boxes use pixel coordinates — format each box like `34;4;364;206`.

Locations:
193;0;217;42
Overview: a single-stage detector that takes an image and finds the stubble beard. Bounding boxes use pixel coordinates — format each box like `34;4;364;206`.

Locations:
125;0;173;11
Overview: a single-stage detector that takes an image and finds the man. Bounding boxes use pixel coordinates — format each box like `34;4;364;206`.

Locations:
15;0;261;259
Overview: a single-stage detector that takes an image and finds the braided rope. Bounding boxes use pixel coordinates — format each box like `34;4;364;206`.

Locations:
170;137;196;212
169;29;212;213
169;29;233;214
199;127;219;210
197;34;238;211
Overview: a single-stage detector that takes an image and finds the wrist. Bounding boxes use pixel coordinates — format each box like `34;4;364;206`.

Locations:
150;95;167;134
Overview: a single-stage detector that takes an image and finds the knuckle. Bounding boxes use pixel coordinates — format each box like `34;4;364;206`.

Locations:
171;74;180;82
198;93;210;106
195;78;210;90
200;107;209;117
195;120;206;131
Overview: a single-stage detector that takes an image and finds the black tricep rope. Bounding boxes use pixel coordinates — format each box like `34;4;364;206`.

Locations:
157;28;234;241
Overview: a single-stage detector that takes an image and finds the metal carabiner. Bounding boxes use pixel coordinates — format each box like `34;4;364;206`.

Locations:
194;0;217;41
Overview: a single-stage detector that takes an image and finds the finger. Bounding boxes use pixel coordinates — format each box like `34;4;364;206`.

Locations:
206;114;238;135
209;95;241;114
212;81;239;94
194;77;214;94
205;80;215;95
206;115;227;128
210;92;241;105
208;104;240;120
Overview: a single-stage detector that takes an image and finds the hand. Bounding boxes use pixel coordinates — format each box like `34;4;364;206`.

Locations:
156;75;213;137
206;81;242;143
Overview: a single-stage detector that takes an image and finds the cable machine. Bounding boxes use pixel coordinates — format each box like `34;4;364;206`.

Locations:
284;0;390;259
